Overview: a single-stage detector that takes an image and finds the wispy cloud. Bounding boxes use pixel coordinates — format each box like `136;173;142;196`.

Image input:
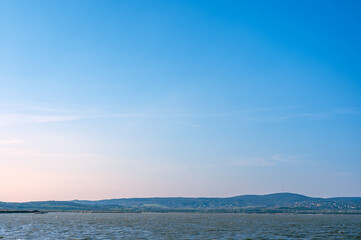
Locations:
1;103;360;126
112;106;360;122
333;108;361;115
232;154;299;167
237;107;361;122
0;114;82;125
0;103;89;125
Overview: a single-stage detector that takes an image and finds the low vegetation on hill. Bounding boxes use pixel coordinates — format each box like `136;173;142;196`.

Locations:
1;193;360;213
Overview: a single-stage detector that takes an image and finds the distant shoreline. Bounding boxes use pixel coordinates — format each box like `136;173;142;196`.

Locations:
1;210;360;215
1;193;360;214
0;210;47;214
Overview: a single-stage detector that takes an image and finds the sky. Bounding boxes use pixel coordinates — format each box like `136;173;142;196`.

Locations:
0;0;360;202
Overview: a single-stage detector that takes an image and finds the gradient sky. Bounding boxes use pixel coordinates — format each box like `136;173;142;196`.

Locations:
0;0;360;202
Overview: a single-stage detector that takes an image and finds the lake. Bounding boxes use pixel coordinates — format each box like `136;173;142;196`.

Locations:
0;212;360;239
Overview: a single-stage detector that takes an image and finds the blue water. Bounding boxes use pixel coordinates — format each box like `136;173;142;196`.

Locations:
0;212;360;239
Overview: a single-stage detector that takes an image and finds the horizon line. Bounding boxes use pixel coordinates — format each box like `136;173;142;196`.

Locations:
5;192;361;203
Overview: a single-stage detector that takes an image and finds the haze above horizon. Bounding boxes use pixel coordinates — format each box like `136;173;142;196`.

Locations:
0;0;360;202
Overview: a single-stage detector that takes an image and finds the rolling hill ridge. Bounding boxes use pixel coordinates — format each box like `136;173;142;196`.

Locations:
1;193;360;213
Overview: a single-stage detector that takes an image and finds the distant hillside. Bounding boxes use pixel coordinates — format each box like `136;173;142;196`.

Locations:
1;193;360;213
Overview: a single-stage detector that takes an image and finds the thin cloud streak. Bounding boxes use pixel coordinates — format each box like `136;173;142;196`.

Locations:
237;108;361;122
0;114;82;125
232;154;300;167
111;107;360;121
1;104;360;126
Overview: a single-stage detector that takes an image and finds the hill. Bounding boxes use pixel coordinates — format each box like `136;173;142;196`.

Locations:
1;193;360;213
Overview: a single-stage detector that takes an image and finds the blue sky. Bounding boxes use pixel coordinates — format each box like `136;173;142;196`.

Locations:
0;0;360;201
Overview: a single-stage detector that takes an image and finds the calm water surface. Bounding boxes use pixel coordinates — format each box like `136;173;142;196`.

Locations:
0;212;360;239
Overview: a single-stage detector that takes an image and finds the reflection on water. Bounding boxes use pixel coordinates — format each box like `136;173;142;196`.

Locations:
0;212;360;239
